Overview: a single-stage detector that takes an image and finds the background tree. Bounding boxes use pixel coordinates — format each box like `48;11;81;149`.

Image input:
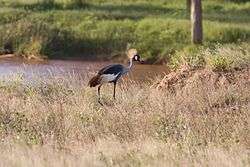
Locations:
187;0;191;17
191;0;203;44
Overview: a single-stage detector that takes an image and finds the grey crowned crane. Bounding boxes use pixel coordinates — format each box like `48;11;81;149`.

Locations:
88;48;142;103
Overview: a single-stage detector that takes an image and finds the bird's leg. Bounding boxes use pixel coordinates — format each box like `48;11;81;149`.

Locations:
97;85;103;105
113;82;117;100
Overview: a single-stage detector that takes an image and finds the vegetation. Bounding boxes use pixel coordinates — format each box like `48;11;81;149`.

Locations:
0;1;249;166
0;63;249;166
0;0;250;63
170;43;250;70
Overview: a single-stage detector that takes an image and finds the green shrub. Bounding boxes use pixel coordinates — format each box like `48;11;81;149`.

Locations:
206;54;232;71
205;44;250;71
205;22;250;43
79;19;136;55
67;0;88;8
16;37;44;58
0;9;28;24
170;45;205;69
135;19;189;61
0;19;76;58
170;43;250;71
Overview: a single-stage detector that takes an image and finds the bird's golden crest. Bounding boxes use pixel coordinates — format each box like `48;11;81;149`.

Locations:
127;48;138;59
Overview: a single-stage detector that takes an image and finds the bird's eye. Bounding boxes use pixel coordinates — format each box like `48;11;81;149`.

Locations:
133;55;140;61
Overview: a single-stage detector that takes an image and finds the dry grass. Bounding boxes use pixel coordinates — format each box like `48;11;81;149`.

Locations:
0;71;249;166
0;140;248;167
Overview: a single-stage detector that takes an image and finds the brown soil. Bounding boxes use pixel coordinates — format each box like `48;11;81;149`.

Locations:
152;64;250;92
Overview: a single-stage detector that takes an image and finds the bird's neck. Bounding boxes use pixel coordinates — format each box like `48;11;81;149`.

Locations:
123;58;133;74
128;58;133;69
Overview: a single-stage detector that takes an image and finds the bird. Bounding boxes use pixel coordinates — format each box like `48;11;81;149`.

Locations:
88;48;142;104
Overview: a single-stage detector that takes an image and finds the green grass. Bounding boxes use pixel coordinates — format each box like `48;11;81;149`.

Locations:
0;0;250;63
205;43;250;71
170;43;250;71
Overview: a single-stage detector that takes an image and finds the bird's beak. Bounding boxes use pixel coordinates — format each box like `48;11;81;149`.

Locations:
139;58;144;64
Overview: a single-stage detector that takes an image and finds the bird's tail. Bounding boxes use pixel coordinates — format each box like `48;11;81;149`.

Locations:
88;74;101;87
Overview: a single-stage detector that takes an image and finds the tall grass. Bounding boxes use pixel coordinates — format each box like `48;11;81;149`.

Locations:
0;64;249;166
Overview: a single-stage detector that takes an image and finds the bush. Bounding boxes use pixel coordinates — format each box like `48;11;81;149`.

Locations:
67;0;89;8
169;43;250;71
170;45;205;69
135;19;189;61
0;9;28;24
0;19;76;58
204;22;250;43
76;19;136;56
205;44;250;71
16;37;44;59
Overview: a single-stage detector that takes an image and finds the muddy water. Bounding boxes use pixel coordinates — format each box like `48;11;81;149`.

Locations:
0;58;168;83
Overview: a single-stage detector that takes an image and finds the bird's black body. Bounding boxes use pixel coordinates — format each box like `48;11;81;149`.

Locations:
98;64;124;83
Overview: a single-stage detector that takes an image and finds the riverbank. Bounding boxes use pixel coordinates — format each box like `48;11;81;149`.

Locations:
0;0;250;63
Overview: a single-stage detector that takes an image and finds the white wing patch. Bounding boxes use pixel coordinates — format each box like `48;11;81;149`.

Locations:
100;73;120;83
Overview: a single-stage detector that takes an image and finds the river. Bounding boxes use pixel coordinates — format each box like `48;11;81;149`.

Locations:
0;58;168;83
